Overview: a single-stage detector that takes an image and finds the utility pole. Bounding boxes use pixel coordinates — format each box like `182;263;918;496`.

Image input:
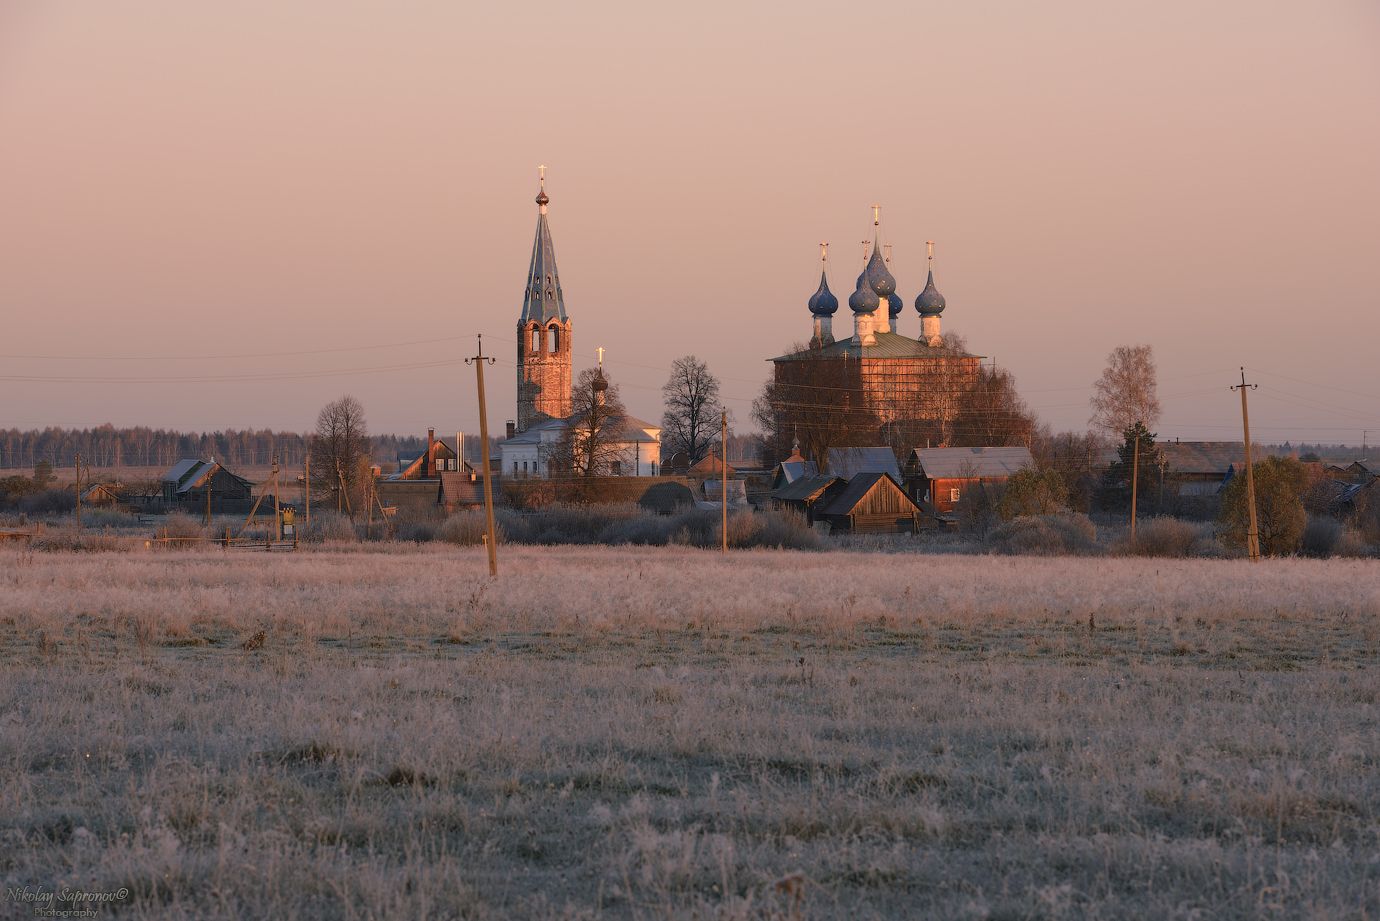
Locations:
721;409;728;554
74;452;82;531
272;455;281;541
466;335;499;577
1130;429;1140;541
205;467;213;526
1232;368;1261;562
304;454;311;528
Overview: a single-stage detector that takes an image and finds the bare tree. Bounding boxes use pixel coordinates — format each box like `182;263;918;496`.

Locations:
1090;345;1161;438
552;368;630;477
752;343;882;471
310;395;370;518
951;366;1037;447
661;356;725;464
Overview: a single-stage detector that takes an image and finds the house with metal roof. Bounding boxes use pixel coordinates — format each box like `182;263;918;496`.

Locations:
907;446;1034;514
770;474;845;524
158;459;254;513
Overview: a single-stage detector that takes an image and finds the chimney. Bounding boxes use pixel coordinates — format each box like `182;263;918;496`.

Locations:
426;428;435;478
506;421;516;440
456;431;464;472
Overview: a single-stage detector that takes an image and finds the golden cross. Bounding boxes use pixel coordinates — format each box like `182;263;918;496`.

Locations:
596;346;605;367
819;242;828;263
926;240;935;262
871;204;880;226
860;239;870;265
538;164;547;185
883;243;893;264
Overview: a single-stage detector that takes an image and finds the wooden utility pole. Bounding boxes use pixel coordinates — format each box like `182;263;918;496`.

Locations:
304;454;311;528
205;468;213;526
466;335;499;577
74;452;82;531
721;410;728;553
1129;431;1140;540
272;456;281;541
1232;369;1261;561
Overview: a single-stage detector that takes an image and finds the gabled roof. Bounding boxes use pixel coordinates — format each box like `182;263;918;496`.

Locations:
772;474;844;503
504;413;660;447
162;459;203;486
773;459;819;485
827;447;900;480
772;331;980;362
1157;442;1254;476
912;446;1033;479
160;459;250;493
690;454;735;477
817;471;919;517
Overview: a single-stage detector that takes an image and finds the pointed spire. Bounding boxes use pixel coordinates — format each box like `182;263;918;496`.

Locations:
520;167;566;325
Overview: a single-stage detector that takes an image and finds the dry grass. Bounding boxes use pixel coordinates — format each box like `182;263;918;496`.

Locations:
1;546;1377;919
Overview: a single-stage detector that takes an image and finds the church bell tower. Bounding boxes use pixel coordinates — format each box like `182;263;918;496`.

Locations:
516;167;573;432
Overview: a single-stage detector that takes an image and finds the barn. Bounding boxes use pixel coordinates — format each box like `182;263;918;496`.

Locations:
159;459;255;513
813;471;931;534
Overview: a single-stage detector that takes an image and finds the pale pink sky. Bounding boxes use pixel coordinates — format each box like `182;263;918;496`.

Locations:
2;1;1378;445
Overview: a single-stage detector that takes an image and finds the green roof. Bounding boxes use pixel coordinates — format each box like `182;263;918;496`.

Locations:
770;331;981;362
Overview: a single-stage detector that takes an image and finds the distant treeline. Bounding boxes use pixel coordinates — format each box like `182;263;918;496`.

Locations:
0;426;439;472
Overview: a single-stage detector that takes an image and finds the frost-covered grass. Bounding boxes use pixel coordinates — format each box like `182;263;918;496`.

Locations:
1;546;1378;919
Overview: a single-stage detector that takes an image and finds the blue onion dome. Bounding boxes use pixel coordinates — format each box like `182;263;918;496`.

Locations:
848;275;880;314
887;292;903;320
915;269;946;315
807;271;839;316
863;240;896;298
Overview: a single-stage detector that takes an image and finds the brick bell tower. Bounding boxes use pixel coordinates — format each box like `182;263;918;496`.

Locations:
516;166;572;432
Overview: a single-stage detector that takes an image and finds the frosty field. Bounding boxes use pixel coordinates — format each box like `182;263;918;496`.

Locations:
2;546;1377;919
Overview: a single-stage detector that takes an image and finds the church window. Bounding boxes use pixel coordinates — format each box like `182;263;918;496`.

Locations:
611;460;623;476
950;488;961;503
531;328;541;353
548;327;559;352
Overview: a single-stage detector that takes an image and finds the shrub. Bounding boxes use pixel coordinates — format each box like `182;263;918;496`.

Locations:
996;468;1069;520
1332;528;1374;559
1301;515;1344;558
301;511;358;544
395;520;437;543
19;488;76;516
1353;486;1380;544
1219;456;1307;556
437;511;499;546
158;513;207;541
77;508;141;531
750;509;822;550
955;483;1001;536
988;513;1099;556
1118;516;1214;558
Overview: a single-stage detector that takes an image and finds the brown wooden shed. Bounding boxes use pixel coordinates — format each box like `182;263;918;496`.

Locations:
814;472;932;534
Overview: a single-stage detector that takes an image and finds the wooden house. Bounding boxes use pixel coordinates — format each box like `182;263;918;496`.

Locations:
390;429;461;480
159;459;254;513
813;471;931;533
907;446;1033;515
771;474;844;525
